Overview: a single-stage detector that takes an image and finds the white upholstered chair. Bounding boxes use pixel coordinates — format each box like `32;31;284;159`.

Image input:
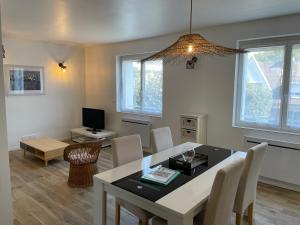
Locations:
112;134;153;225
150;158;245;225
234;142;268;225
151;127;173;153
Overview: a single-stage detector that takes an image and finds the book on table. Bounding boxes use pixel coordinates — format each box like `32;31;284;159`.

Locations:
141;165;180;186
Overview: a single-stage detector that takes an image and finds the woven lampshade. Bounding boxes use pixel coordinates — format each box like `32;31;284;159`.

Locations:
142;0;246;63
142;33;246;63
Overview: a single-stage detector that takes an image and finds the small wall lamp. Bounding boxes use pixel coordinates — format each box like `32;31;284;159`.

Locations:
2;45;5;58
186;56;198;69
58;62;67;72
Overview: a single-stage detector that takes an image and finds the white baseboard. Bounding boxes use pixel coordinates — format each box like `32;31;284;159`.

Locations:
8;145;20;151
58;136;71;142
259;176;300;192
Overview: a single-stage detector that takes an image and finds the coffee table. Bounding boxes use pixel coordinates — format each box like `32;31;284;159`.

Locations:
20;137;69;166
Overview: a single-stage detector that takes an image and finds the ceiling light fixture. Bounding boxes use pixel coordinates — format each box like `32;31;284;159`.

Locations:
58;62;67;73
142;0;246;64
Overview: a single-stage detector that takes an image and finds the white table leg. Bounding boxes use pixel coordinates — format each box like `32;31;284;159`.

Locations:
94;180;107;225
167;215;193;225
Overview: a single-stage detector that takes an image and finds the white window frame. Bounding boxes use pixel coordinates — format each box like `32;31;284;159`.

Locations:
233;35;300;134
116;53;163;117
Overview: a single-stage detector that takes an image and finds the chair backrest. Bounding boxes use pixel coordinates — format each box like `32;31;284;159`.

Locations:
112;134;144;167
151;127;173;153
234;142;268;213
64;141;102;164
202;158;244;225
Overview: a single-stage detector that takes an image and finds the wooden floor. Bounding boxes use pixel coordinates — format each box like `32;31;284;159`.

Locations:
9;148;300;225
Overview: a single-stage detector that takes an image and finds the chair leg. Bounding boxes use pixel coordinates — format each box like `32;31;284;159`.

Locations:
236;213;242;225
248;202;254;225
115;202;121;225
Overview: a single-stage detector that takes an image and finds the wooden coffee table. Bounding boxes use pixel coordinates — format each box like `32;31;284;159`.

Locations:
20;138;69;166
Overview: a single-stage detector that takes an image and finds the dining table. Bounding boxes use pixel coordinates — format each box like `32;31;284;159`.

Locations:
93;142;246;225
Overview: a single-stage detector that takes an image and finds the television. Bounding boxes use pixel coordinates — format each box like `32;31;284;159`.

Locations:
82;108;105;132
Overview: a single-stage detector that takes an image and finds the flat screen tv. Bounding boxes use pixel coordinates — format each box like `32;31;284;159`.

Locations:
82;108;105;132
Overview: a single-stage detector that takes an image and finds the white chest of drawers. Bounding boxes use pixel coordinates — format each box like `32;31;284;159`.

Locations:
180;113;207;144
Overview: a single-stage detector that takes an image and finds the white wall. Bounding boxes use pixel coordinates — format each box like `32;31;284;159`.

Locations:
0;14;13;225
85;13;300;150
3;37;86;149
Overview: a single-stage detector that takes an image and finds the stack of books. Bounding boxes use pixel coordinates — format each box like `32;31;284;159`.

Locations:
141;165;180;186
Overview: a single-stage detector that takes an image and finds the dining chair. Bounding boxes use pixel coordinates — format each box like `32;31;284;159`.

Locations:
234;142;268;225
150;158;245;225
151;127;173;153
112;134;153;225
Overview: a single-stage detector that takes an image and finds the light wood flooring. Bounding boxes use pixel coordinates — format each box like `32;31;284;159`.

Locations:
9;148;300;225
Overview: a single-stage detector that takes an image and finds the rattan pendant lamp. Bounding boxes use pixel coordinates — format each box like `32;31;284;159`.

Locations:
142;0;246;65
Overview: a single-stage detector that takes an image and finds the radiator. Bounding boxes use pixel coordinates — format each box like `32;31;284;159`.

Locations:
121;118;151;148
244;136;300;188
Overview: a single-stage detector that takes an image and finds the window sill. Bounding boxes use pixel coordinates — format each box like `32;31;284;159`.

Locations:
117;110;162;118
232;124;300;136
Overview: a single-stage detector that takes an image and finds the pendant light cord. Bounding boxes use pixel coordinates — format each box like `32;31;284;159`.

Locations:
189;0;193;33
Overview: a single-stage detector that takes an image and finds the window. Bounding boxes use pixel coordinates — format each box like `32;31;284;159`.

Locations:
117;54;163;116
287;44;300;128
234;36;300;133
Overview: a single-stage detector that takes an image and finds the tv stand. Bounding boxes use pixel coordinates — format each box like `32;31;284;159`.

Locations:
71;127;117;147
86;128;102;133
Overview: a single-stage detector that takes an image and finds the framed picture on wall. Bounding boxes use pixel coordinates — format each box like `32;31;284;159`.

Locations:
4;65;45;95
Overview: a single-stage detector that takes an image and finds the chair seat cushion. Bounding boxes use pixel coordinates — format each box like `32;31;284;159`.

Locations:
116;197;153;221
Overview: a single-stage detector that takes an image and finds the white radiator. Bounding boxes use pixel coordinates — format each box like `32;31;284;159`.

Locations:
244;136;300;190
121;118;151;148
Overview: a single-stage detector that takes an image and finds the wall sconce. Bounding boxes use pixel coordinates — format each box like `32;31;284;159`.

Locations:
58;62;67;72
2;45;5;58
186;56;198;69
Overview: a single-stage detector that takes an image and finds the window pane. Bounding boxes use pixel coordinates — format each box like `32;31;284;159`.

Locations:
143;60;163;114
121;60;141;111
287;44;300;128
240;46;285;126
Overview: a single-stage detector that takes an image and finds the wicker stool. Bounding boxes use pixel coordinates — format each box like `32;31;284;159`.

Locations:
64;141;101;188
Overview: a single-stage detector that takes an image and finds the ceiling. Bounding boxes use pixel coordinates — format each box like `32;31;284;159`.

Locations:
1;0;300;45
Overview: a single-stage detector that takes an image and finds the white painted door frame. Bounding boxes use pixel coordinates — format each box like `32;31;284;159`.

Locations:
0;8;14;225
